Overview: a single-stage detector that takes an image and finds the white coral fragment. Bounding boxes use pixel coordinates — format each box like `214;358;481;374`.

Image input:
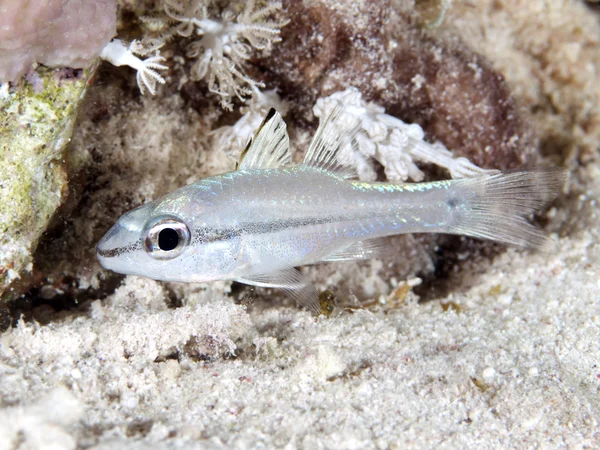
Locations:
100;39;167;95
314;88;499;182
163;0;288;108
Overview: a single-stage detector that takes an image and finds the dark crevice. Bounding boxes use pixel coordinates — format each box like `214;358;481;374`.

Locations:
2;275;123;330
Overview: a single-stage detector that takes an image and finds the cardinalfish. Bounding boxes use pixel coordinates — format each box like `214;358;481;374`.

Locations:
96;99;566;313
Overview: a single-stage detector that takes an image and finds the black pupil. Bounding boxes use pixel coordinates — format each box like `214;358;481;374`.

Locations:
158;228;179;251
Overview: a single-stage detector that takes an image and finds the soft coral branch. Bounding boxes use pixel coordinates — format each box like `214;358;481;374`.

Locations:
161;0;288;109
100;39;167;95
314;88;499;182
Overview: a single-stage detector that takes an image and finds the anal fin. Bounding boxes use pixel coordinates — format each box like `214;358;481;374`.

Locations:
236;268;319;314
320;238;392;262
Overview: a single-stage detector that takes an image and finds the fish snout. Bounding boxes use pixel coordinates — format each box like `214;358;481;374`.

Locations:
96;221;140;269
96;223;120;267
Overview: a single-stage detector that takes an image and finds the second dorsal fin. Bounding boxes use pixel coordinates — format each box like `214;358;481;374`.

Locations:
236;108;292;170
302;99;361;178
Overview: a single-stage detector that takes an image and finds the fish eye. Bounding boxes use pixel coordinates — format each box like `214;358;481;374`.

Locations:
144;216;191;259
158;228;179;251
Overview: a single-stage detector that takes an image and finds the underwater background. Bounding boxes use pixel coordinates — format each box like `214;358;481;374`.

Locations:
0;0;599;448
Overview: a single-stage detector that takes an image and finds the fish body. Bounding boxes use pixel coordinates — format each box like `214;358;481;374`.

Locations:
97;104;565;312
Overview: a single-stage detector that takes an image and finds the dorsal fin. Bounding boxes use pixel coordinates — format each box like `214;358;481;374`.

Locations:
236;108;292;170
302;100;361;178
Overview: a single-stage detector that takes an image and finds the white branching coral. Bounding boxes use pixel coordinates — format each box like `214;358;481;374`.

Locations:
100;39;167;95
213;87;288;159
314;88;499;182
157;0;288;109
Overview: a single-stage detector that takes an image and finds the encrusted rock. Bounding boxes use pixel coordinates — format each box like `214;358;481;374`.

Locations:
0;65;97;301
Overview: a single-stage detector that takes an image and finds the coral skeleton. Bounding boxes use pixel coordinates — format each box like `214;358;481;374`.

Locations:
314;88;499;182
155;0;288;108
100;39;167;95
213;88;288;159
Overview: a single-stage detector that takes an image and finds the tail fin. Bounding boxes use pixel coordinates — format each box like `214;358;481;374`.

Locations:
448;168;567;249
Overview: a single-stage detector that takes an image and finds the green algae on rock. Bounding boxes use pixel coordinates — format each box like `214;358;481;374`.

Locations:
0;65;97;302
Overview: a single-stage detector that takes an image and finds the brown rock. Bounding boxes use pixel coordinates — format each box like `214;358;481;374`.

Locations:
258;0;538;170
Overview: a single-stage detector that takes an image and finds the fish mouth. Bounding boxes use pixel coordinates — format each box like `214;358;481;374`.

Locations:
96;222;121;258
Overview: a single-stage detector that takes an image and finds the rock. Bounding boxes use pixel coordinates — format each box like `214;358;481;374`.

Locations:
258;0;538;170
0;0;115;82
0;64;97;302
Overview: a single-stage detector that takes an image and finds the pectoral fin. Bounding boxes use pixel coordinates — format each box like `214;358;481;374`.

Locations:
236;268;319;314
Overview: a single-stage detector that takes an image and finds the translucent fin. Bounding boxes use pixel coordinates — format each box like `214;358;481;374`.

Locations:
320;238;392;262
237;108;292;170
303;100;361;178
236;268;320;314
447;168;567;249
